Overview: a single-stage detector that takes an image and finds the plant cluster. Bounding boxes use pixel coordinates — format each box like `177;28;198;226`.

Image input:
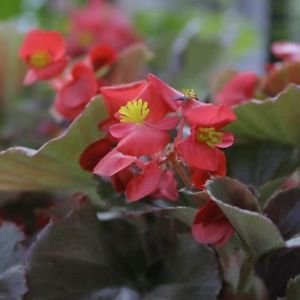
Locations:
0;1;300;299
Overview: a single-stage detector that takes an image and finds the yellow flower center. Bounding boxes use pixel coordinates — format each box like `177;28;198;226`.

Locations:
182;88;198;100
196;127;224;148
119;99;150;123
29;50;52;68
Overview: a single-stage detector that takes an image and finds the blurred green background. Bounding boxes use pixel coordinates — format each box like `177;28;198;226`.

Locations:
0;0;298;147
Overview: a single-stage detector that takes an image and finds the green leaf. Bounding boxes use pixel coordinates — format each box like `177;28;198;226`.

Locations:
257;247;300;299
206;177;285;257
227;85;300;145
144;235;221;300
25;205;122;300
0;97;105;194
264;188;300;239
287;275;300;300
166;206;197;226
25;204;221;300
0;222;27;299
0;0;22;20
225;142;300;187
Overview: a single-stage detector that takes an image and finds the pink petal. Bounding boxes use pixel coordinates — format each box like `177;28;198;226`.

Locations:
116;124;170;156
218;132;234;148
184;104;236;129
147;73;182;110
272;41;300;62
146;115;178;130
215;72;258;107
93;149;136;177
176;136;220;171
109;123;136;139
126;161;161;202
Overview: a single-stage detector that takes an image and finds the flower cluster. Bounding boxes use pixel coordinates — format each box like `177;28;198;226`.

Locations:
80;73;237;246
19;0;141;121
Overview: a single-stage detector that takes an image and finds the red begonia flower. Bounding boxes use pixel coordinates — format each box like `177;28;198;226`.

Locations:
99;74;181;156
19;29;68;85
53;63;98;120
191;151;227;189
192;200;234;247
67;0;140;55
88;43;118;71
100;74;180;128
177;104;236;170
272;41;300;62
215;72;258;107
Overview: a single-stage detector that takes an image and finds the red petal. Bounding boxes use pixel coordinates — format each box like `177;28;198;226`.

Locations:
192;201;234;247
89;43;118;70
154;170;178;201
79;138;113;172
146;115;178;130
116;124;170;156
218;132;234;148
126;161;161;202
191;151;227;188
54;64;98;120
184;104;236;129
137;79;176;122
93;150;136;177
147;73;182;110
100;80;147;119
215;72;258;107
109;123;136;139
176;136;220;171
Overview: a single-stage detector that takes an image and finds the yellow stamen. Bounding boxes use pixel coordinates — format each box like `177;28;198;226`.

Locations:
182;88;198;100
196;127;224;148
29;50;52;68
119;99;150;123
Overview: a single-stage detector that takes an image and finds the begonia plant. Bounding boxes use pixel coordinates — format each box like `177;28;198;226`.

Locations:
0;1;299;300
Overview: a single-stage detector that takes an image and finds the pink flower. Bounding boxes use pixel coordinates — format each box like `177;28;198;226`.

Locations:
177;104;236;171
192;200;234;247
53;63;98;120
19;29;69;85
